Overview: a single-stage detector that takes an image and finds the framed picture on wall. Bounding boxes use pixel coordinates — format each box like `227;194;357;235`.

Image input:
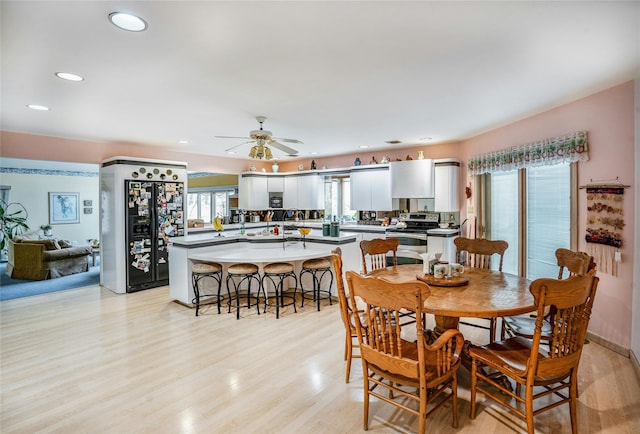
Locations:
49;192;80;224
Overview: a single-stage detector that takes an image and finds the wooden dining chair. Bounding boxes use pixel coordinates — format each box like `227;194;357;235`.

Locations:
454;237;508;271
359;237;399;274
454;237;508;342
330;247;361;383
470;273;599;434
345;270;464;433
501;248;596;339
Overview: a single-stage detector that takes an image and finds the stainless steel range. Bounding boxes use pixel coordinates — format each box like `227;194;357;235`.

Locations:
386;212;440;264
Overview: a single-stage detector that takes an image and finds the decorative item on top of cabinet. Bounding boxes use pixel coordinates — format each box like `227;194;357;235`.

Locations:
381;156;389;164
271;161;279;172
417;150;424;160
354;157;362;166
370;156;378;164
405;155;413;160
310;160;317;170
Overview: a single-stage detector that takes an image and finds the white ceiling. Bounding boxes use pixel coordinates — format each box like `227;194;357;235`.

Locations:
1;1;638;161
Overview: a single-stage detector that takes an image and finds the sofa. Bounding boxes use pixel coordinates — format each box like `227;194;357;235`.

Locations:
5;238;92;280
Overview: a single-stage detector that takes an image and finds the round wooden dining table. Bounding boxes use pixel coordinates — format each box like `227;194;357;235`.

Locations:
370;264;535;333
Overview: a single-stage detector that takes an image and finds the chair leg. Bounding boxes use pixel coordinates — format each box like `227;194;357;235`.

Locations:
525;384;535;434
345;333;352;383
418;386;427;434
451;374;458;428
570;374;578;434
470;359;477;419
363;375;370;430
490;317;496;342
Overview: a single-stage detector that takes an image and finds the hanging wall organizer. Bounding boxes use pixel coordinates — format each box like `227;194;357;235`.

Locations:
579;177;630;276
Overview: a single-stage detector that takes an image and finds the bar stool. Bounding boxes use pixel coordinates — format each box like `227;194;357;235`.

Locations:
191;262;223;316
300;257;333;311
262;262;298;319
226;263;263;319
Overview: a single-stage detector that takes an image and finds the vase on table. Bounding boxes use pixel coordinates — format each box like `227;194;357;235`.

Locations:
272;161;279;173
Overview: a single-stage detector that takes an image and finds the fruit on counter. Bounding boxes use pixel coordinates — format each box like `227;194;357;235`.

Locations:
213;216;224;231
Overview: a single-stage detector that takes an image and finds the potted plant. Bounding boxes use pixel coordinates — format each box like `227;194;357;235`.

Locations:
0;200;30;255
40;224;52;237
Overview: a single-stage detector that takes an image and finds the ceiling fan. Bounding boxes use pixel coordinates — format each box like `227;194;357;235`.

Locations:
216;116;302;159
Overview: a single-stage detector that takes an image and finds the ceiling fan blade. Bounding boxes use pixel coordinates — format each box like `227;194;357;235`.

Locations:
272;137;303;144
224;140;255;152
215;135;251;140
268;140;298;155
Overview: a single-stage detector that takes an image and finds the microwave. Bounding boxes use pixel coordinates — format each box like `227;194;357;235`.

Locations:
269;192;283;208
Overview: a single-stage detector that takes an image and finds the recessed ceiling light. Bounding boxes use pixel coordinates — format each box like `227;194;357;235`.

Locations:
226;151;236;155
420;137;433;141
55;72;84;82
310;151;319;155
109;12;148;32
359;145;369;149
27;104;50;111
385;140;402;145
178;140;189;144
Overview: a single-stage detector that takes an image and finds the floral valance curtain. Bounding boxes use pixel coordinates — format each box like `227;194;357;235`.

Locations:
467;131;589;175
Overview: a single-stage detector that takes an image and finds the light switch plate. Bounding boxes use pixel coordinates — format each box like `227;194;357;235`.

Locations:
615;251;622;262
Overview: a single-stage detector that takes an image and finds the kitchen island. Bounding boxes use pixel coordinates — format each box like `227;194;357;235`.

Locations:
168;231;361;307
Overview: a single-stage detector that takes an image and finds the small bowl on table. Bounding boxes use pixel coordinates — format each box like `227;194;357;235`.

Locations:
298;227;312;236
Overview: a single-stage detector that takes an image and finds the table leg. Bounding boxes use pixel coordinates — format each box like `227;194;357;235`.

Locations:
427;314;513;392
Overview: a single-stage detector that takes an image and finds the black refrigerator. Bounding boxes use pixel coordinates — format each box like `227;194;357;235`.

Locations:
125;180;184;292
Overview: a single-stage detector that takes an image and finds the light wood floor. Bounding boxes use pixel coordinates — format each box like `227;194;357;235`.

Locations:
1;284;639;434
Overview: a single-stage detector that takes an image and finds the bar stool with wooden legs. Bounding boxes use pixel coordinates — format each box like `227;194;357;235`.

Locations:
225;263;263;319
261;262;298;319
191;262;223;316
299;257;333;311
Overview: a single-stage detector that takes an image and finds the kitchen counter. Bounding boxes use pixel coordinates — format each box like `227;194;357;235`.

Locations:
168;231;361;307
187;221;395;235
426;228;459;236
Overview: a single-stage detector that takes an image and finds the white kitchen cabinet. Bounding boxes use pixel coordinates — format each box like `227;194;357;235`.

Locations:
268;176;284;193
350;165;395;211
390;159;435;198
297;174;323;209
283;173;323;209
434;159;460;212
283;176;298;209
238;173;268;209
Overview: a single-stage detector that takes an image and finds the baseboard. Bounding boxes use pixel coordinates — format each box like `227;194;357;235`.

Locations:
631;349;640;382
586;331;630;358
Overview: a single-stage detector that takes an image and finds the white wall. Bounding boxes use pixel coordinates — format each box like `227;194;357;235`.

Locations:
0;158;99;245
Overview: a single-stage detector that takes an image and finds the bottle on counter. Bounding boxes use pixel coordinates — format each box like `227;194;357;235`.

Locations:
240;220;246;235
273;225;279;236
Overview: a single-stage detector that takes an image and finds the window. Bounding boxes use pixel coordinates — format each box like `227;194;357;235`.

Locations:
187;189;233;221
488;163;574;279
324;176;355;222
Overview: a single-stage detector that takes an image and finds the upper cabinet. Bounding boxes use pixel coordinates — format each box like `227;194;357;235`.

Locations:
284;173;323;210
238;173;268;210
350;165;395;211
390;159;435;198
434;159;460;212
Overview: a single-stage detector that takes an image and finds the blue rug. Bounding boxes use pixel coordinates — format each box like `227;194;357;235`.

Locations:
0;260;100;301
